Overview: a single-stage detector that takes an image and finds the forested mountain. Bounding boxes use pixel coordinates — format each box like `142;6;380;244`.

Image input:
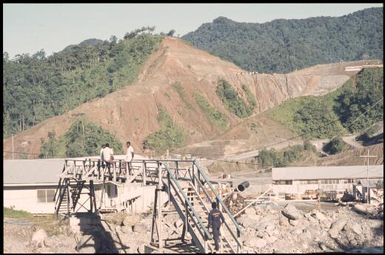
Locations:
182;7;383;73
3;27;162;137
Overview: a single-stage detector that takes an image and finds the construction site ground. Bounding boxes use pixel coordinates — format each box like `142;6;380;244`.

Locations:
4;201;384;253
4;191;383;254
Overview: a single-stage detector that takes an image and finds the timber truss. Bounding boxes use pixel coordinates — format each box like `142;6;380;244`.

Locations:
53;158;242;253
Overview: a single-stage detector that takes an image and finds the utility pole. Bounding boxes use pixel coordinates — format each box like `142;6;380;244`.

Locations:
360;149;377;204
12;134;14;160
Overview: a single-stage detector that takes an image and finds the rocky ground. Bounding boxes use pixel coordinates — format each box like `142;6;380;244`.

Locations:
237;202;384;253
3;202;383;253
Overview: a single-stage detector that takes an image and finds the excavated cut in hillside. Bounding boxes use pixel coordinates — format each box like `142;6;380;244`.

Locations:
3;37;377;159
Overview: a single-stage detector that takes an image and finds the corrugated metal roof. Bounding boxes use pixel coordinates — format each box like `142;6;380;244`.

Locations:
272;165;384;181
4;159;65;185
3;154;149;185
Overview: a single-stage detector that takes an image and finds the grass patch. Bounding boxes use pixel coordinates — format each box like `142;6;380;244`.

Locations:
268;80;351;139
242;84;256;108
4;207;33;218
143;107;185;153
194;93;229;130
172;82;194;110
258;142;318;168
216;79;252;118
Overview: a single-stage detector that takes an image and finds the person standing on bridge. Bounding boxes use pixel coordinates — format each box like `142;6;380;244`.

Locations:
208;201;225;252
125;141;134;176
102;143;114;179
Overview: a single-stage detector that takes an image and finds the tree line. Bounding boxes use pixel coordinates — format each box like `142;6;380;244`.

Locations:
182;7;383;73
3;27;163;138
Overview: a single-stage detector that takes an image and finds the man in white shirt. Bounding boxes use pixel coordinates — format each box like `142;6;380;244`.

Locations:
102;143;114;179
125;141;134;175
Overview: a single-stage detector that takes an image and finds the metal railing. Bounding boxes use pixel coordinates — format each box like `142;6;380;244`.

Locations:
54;158;242;252
192;160;242;252
162;163;213;252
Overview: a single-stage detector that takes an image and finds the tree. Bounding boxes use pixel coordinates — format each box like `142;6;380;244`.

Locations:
167;29;176;37
323;137;346;155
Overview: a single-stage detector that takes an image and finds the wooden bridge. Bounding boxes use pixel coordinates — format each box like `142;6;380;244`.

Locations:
54;158;242;253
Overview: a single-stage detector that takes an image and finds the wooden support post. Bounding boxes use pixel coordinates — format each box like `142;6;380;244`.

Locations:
167;172;171;204
89;186;93;213
113;162;117;182
192;163;195;186
66;180;70;215
126;160;129;179
143;161;146;186
181;201;188;242
175;161;179;180
197;168;201;194
218;184;222;211
150;188;158;244
99;179;105;209
157;161;163;249
92;181;97;213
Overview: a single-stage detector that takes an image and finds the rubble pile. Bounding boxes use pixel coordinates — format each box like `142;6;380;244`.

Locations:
236;203;384;253
224;192;246;215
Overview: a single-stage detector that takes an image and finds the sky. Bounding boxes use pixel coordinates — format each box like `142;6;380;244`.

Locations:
3;3;383;58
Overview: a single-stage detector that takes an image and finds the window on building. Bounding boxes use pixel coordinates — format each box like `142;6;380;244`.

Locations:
37;190;46;203
37;189;56;203
274;180;292;185
47;190;55;202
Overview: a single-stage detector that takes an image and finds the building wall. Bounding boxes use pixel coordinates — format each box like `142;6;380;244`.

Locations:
273;178;383;195
4;188;57;214
99;183;168;214
4;182;165;214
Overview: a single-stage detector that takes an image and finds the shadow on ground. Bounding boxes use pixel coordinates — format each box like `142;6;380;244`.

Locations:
76;212;119;253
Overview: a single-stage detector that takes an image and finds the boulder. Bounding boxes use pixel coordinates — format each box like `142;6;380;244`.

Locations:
282;204;302;220
350;223;362;235
328;219;347;238
289;219;298;226
353;204;377;215
31;228;48;248
311;210;327;222
279;214;290;227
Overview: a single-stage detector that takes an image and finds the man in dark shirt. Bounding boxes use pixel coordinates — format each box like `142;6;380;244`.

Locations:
208;201;225;252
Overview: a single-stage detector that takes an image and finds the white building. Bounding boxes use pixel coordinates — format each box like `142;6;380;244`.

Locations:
4;157;162;214
272;165;383;197
4;159;65;213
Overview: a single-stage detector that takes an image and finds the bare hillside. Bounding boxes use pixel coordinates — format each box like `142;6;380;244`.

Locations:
3;37;375;159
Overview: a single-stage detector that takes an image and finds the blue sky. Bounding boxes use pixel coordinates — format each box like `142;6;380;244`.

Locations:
3;3;383;58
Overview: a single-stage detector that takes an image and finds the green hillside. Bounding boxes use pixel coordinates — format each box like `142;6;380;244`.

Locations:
39;118;123;158
182;7;383;73
3;28;163;138
268;68;384;139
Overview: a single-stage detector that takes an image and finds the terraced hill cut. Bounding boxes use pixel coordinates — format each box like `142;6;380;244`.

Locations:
3;37;379;159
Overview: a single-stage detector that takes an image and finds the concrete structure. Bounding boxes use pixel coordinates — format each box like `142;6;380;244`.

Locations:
272;165;383;197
